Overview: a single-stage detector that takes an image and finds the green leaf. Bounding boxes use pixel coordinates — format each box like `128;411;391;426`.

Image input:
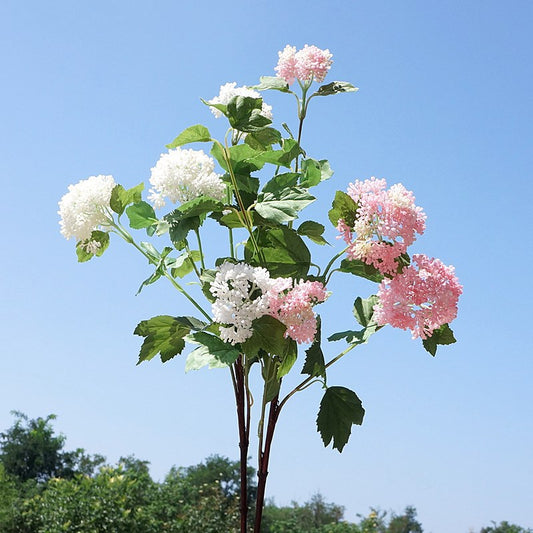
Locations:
244;226;311;278
174;316;208;330
300;159;333;188
200;269;217;302
262;356;282;403
164;210;203;246
109;183;144;215
297;220;329;246
245;128;282;150
312;81;359;97
134;315;191;364
253;138;301;168
126;201;158;229
327;325;379;345
177;196;225;218
185;332;240;371
166;125;212;149
241;315;289;358
262;172;300;194
422;323;457;356
353;295;380;327
277;339;298;378
227;95;272;133
255;187;315;224
328;190;359;228
316;386;365;452
169;250;201;278
302;316;326;379
338;259;384;283
201;98;227;117
75;231;110;262
252;76;291;93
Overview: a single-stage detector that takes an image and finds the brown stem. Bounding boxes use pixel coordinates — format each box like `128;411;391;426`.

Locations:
234;357;249;533
254;395;281;532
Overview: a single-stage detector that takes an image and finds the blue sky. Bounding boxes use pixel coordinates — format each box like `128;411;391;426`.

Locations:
1;1;532;531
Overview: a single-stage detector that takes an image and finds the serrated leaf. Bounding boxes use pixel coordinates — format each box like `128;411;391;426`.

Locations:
312;81;359;97
241;315;288;358
327;324;379;345
353;295;379;327
328;190;359;228
422;323;457;356
339;259;384;283
134;315;191;364
185;331;240;371
253;138;301;168
252;76;291;92
302;316;325;379
177;196;225;218
166;125;212;149
227;95;272;133
297;221;329;245
126;201;158;229
262;173;300;194
300;159;333;188
245;127;282;150
109;183;144;215
255;187;315;224
244;226;311;278
317;386;365;452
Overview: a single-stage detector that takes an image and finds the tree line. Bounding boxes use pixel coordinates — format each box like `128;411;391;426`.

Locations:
0;412;529;533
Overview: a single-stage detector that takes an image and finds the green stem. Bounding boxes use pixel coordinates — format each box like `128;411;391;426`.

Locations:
185;241;201;280
278;343;358;412
216;139;264;264
322;247;348;281
194;228;206;270
112;222;212;322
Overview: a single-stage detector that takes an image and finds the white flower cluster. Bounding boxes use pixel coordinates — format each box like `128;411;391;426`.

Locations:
210;262;274;345
58;174;115;242
208;82;273;121
148;148;226;208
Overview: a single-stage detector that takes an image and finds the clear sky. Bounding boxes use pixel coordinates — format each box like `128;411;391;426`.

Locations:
1;1;532;532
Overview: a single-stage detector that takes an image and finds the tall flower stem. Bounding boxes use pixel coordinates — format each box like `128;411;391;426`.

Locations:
254;394;280;533
234;357;250;533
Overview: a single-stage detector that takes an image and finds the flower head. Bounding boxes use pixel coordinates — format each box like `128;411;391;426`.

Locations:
275;44;333;85
208;82;273;121
267;279;328;344
210;262;274;345
338;177;426;275
58;174;115;242
148;148;226;208
373;254;462;339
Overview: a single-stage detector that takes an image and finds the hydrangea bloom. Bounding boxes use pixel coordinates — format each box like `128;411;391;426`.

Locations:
58;174;115;242
267;279;328;344
373;254;462;340
338;177;426;275
208;82;273;121
275;44;333;85
210;262;274;345
148;148;226;208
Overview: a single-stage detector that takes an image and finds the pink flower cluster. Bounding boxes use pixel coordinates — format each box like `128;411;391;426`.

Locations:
373;255;463;340
275;44;333;85
268;279;328;344
338;177;426;275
